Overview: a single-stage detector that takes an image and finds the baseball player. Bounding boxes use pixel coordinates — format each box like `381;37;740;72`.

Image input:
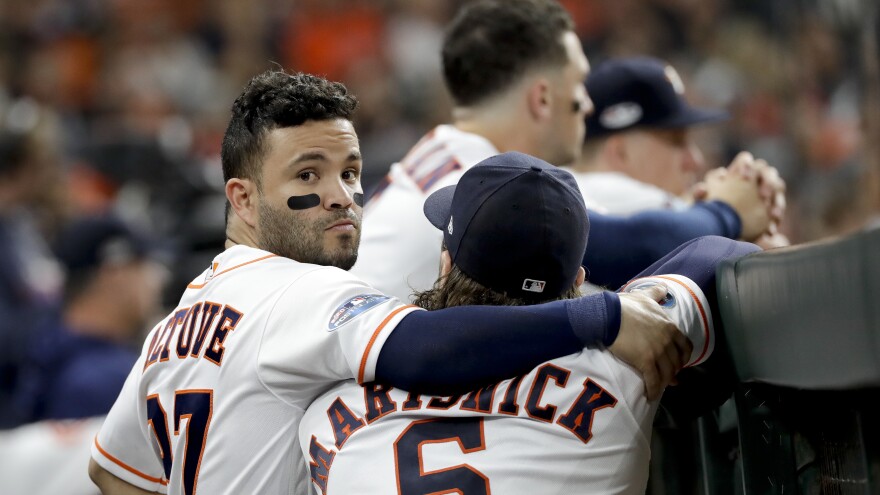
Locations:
565;56;788;247
569;57;728;214
352;0;779;298
299;152;760;494
12;214;166;424
87;70;689;495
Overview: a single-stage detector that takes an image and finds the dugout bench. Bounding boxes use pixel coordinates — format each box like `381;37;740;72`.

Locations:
711;223;880;495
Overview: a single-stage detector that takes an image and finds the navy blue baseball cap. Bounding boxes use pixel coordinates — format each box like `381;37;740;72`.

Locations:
585;56;729;140
54;215;163;278
423;152;589;300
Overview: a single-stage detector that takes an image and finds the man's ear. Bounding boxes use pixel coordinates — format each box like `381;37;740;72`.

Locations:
603;134;630;170
575;266;586;287
526;78;552;121
225;178;259;228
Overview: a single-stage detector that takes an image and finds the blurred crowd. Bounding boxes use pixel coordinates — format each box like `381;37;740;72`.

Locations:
0;0;878;429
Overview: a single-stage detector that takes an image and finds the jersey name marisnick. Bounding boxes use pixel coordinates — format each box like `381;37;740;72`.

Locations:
143;300;244;370
307;361;619;482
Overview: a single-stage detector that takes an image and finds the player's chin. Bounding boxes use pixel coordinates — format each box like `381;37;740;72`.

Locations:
329;250;358;270
326;238;360;270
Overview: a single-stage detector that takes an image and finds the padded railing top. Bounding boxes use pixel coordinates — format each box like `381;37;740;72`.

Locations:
717;225;880;389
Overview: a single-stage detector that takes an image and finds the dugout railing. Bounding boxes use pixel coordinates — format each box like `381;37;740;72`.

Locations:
711;223;880;495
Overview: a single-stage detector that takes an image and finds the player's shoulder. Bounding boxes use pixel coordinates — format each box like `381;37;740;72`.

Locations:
576;171;643;195
434;125;498;163
591;171;667;191
213;247;379;299
189;245;386;294
412;126;498;193
292;263;387;295
184;245;320;288
402;126;494;166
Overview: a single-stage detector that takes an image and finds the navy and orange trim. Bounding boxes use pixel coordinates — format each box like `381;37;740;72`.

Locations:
415;158;461;192
357;305;418;383
187;254;278;289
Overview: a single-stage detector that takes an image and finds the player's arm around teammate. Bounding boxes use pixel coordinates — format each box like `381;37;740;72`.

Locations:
295;152;756;495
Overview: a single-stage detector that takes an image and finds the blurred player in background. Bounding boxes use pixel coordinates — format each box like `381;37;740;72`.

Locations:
12;214;167;423
353;0;781;299
566;56;788;247
299;152;760;494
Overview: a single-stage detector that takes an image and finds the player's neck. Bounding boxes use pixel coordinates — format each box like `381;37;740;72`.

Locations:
453;109;540;158
224;217;259;251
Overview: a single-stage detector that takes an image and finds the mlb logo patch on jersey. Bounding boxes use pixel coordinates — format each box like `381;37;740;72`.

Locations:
522;279;546;293
328;294;391;331
625;280;676;308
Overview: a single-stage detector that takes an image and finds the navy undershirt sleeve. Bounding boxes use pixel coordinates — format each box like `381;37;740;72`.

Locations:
375;292;621;396
584;201;741;290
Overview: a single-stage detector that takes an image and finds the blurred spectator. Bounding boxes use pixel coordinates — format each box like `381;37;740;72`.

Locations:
0;98;66;429
278;0;385;83
13;214;168;423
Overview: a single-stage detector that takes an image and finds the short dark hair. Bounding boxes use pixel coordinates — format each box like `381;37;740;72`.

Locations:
441;0;574;107
221;70;358;188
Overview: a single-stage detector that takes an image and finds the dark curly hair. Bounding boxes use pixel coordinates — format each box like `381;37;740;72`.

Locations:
221;70;358;190
442;0;574;107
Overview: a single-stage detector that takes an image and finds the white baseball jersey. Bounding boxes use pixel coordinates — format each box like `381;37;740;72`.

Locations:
351;125;498;301
561;169;687;216
352;125;608;302
298;274;713;495
91;245;421;495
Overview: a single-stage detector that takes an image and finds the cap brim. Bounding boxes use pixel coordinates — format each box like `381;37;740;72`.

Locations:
656;106;729;128
423;184;457;230
585;106;729;141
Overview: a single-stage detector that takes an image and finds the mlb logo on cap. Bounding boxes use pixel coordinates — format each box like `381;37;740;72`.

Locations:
584;56;729;139
422;151;589;300
522;279;546;293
